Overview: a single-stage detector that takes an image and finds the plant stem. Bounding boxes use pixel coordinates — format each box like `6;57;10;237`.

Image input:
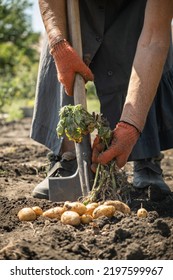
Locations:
92;163;101;190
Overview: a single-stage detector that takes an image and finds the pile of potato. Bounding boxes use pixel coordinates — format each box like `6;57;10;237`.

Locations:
17;200;148;226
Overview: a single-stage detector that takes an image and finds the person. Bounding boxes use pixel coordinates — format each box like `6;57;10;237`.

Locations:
31;0;173;200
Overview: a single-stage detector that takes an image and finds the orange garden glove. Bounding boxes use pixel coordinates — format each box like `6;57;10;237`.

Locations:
92;122;140;170
51;40;94;96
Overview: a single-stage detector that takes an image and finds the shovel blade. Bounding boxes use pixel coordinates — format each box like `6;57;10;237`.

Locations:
48;168;82;202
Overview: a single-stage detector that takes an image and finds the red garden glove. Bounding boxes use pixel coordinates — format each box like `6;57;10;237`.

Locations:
51;40;94;96
92;122;140;170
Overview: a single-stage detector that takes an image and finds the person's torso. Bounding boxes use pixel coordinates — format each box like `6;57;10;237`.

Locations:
79;0;173;93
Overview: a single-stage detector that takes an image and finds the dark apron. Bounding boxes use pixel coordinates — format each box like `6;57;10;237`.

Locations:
80;0;173;160
30;35;74;155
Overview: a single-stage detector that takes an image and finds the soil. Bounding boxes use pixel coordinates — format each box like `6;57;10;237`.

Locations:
0;117;173;260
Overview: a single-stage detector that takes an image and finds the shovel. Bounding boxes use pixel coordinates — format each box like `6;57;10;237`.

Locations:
49;0;93;202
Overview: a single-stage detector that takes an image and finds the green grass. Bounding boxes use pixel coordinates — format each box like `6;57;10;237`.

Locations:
87;96;100;114
85;81;100;114
3;99;35;121
3;94;100;122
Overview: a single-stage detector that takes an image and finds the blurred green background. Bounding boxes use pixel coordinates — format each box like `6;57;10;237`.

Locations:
0;0;100;121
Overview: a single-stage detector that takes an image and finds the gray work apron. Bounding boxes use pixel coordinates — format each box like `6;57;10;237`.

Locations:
30;35;74;155
31;0;173;161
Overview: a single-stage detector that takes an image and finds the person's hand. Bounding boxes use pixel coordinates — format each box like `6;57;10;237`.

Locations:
92;122;140;170
51;40;94;96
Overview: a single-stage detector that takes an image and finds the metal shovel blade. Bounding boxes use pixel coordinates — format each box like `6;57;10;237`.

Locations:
48;136;94;202
48;168;82;202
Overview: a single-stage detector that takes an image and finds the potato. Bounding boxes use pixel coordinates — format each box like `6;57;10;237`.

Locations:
137;207;148;218
85;203;99;216
61;211;81;226
42;207;65;219
92;205;115;219
17;207;36;221
32;206;43;216
81;214;93;224
63;201;87;215
104;200;131;214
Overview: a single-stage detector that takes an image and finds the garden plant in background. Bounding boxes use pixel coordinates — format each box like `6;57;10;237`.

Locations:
0;0;40;116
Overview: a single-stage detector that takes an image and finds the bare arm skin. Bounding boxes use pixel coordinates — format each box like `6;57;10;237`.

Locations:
38;0;67;48
120;0;173;132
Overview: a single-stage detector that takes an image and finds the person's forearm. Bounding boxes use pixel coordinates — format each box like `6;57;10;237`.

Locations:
120;0;173;132
39;0;67;48
120;36;170;131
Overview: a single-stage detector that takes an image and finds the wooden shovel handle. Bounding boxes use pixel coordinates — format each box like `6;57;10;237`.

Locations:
67;0;93;196
67;0;87;108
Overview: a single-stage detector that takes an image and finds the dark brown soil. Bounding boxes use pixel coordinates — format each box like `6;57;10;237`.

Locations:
0;118;173;260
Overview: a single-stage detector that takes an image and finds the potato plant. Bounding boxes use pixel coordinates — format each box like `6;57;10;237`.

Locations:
57;104;132;203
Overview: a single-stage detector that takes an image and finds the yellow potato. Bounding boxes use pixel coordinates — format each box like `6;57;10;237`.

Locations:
63;201;87;215
92;205;115;219
85;203;99;216
137;208;148;218
81;214;93;224
42;207;65;219
17;207;36;221
32;206;43;216
61;211;81;226
104;200;131;214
